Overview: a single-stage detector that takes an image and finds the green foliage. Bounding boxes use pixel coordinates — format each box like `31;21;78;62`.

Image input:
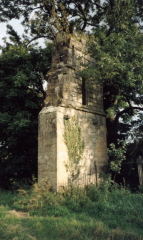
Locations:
80;0;143;145
85;22;143;122
0;0;103;42
64;117;84;182
0;35;52;189
108;143;126;175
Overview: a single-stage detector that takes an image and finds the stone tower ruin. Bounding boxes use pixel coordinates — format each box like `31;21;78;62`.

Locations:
38;36;108;191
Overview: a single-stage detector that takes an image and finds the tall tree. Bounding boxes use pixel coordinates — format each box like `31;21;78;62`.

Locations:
82;0;143;145
1;0;143;186
0;28;52;188
0;0;107;44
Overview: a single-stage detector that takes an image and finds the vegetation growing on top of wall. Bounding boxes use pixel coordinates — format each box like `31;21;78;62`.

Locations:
64;117;84;182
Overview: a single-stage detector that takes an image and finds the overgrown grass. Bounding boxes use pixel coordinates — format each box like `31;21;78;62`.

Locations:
0;181;143;240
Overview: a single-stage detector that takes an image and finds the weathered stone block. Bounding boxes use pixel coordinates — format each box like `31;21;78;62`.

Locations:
38;36;108;191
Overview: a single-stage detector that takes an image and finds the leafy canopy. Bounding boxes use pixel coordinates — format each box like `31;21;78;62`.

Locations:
0;29;52;188
1;0;143;187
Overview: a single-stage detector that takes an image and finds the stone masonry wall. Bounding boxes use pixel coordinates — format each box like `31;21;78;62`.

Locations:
38;35;108;191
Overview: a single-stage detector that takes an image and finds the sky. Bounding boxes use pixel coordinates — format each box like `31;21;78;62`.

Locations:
0;19;45;48
0;19;24;46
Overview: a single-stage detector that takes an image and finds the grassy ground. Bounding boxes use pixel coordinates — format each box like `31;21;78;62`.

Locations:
0;181;143;240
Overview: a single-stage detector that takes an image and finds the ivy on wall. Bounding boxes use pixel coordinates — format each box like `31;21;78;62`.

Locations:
64;117;84;182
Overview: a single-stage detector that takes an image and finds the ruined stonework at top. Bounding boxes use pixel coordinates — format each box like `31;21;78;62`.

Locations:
38;35;108;191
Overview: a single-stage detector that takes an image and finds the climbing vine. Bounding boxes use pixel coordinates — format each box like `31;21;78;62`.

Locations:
64;117;84;182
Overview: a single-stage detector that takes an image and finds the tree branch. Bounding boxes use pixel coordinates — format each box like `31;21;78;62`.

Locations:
26;35;53;46
29;7;41;11
86;22;99;28
94;2;106;10
125;96;132;108
115;106;143;125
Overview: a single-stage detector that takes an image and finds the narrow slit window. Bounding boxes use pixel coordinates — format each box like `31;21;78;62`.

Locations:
82;78;87;105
